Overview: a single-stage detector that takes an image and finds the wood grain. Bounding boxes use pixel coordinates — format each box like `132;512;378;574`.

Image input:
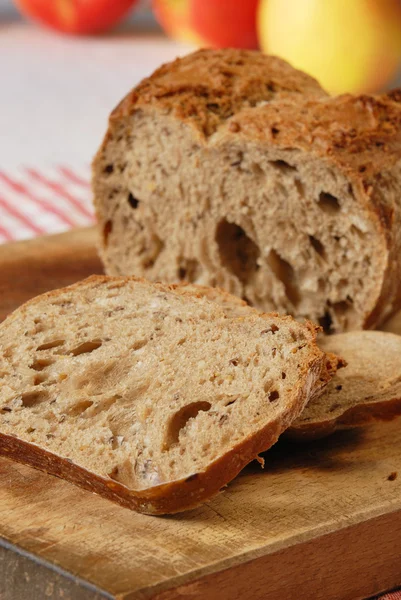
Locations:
0;227;102;322
1;229;401;600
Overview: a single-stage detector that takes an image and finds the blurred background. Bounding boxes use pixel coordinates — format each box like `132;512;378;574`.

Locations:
1;0;401;242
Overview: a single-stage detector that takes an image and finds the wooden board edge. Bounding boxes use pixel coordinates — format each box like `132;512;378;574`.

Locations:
0;227;103;322
0;537;112;600
125;509;401;600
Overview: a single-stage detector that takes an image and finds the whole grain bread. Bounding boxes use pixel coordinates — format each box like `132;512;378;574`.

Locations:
287;331;401;440
188;287;401;441
0;275;330;514
93;48;401;333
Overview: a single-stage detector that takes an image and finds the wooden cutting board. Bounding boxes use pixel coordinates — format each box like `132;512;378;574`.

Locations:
1;228;401;600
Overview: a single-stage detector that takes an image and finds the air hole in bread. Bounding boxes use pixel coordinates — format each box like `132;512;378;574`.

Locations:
132;339;148;351
110;435;124;450
270;159;297;174
128;193;139;209
319;311;333;334
178;258;201;283
103;164;114;175
267;250;300;307
281;372;286;379
295;179;304;197
351;225;365;239
30;358;54;371
216;219;260;284
264;380;272;393
206;102;220;113
261;324;279;335
26;427;35;433
164;401;212;450
68;400;93;416
103;220;113;247
225;398;237;407
309;235;326;260
268;390;280;402
142;234;165;270
70;340;102;356
251;163;264;177
90;396;120;416
230;152;243;168
1;407;12;413
33;373;47;386
36;340;65;351
21;391;48;408
317;192;341;214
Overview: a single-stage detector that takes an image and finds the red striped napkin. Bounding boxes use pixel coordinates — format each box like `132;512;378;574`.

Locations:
0;166;93;244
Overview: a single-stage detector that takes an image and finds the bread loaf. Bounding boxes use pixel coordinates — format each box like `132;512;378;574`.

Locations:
0;276;330;514
93;48;401;333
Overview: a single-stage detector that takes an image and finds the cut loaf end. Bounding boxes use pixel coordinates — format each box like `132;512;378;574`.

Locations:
0;276;329;514
93;49;401;333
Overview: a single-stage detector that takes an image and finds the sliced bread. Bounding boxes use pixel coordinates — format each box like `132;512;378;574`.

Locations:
0;276;330;514
288;331;401;440
93;48;401;333
186;288;401;441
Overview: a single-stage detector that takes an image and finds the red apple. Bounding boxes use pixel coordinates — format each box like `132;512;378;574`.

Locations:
14;0;139;35
153;0;259;49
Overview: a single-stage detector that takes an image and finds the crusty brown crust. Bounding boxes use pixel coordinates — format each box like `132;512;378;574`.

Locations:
0;275;328;515
111;48;326;138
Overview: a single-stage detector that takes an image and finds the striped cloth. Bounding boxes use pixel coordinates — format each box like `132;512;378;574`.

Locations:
0;166;400;600
0;166;93;243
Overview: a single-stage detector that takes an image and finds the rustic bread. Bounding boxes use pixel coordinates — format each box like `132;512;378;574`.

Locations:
0;276;330;515
93;48;401;333
288;331;401;440
189;288;401;441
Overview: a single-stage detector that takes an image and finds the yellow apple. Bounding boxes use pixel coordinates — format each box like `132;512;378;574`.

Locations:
258;0;401;94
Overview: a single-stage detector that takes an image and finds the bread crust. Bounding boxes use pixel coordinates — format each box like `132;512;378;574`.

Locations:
0;276;328;515
111;48;326;137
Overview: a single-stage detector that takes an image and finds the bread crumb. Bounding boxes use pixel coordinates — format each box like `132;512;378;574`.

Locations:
256;455;265;468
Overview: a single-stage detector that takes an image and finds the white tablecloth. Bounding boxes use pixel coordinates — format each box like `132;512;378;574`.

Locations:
0;4;192;167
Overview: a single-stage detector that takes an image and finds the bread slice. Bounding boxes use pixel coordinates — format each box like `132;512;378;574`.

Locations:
93;48;401;333
0;276;330;514
185;288;401;441
287;331;401;440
